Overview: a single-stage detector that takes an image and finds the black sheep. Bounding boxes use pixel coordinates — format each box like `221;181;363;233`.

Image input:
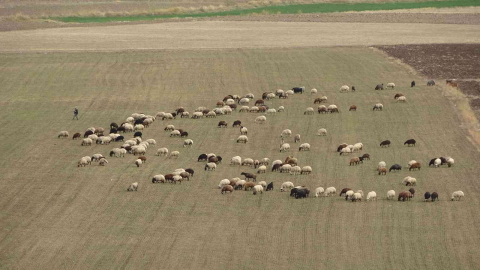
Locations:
266;182;274;191
389;164;402;172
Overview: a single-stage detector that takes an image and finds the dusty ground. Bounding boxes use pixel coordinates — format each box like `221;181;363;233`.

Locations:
0;21;479;52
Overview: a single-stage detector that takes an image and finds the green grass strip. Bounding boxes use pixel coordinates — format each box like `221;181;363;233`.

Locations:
54;0;480;23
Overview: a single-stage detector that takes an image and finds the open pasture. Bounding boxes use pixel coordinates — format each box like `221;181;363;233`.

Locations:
1;47;479;269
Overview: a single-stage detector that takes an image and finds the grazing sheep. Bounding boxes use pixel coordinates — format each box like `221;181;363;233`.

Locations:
339;188;352;197
409;188;416;197
258;181;267;189
169;151;179;159
255;115;267;124
301;166;312;175
427;80;435;86
378;168;387;175
387;190;396;200
239;98;250;105
240;126;248;135
242;158;254;167
135;159;142;167
192;112;204;119
394;93;404;100
257;165;267;174
407;160;417;168
404;139;416;147
431;192;439;202
134;124;144;131
424;192;431;202
398;191;412;201
375;84;384;90
206;111;217;118
156;148;169;156
218;179;231;188
239;106;250;113
235;180;247;190
77;157;89;167
266;108;277;115
91;154;104;162
349;105;357;111
152;174;166;183
244;182;255;190
290;166;301;175
447;158;455;167
205;162;216;171
280;143;291;152
389;164;402;172
304;107;315;115
340;147;351;156
232;120;242;128
451;191;464;201
434;158;442;167
327;104;339;113
324;187;336;197
183;139;193;147
311;88;318;94
409;163;421;171
81;138;93;146
253;185;264;195
349;157;360;166
352;143;363;152
259;158;270;166
72;133;81;140
170;130;181;137
99;158;108;166
237;135;248;143
299;143;311;151
278;106;285;112
345;190;355;200
380;140;391;147
132;146;146;156
367;191;377;201
231;156;242;166
127;182;138;191
317;128;327;136
58;131;69;138
340;85;350;92
280;181;294;192
294;134;301;143
315;187;325;197
241;172;257;182
281;129;292;138
221;185;234;194
387;83;395;89
411;81;416;87
351;192;362;202
403;176;417;186
397;96;406;102
373;103;383;111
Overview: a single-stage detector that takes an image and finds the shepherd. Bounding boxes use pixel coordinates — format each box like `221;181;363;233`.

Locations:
73;107;79;120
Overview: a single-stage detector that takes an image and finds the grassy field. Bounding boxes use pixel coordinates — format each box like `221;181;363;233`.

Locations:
51;0;480;23
1;47;479;269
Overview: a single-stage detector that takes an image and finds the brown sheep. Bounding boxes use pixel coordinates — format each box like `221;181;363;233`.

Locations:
349;105;357;111
318;107;328;114
221;185;234;194
340;188;351;196
180;172;190;181
138;156;147;163
314;98;323;104
409;188;416;197
241;172;257;182
255;99;264;106
216;101;224;107
409;163;421;171
165;174;174;183
208;156;219;164
350;157;360;166
378;168;387;175
362;153;370;160
394;93;404;100
398;191;412;201
72;133;81;140
244;182;255;191
218;121;228;128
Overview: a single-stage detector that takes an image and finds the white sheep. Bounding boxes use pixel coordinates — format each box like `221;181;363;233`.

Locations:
205;162;216;171
276;89;284;96
152;174;166;183
373;103;383;111
280;143;290;152
206;111;216;118
340;147;351;155
218;179;230;188
280;181;294;192
397;96;406;102
239;106;250;113
242;158;254;167
237;135;248;144
301;166;312;175
378;161;387;170
447;158;454;167
367;191;377;201
170;151;180;159
317;128;327;136
387;82;395;89
315;187;324;197
110;148;123;158
266;108;277;115
225;98;235;105
249;106;259;113
345;190;355;200
351;192;362;202
192;112;204;119
340;85;350;92
58;131;69;138
281;129;292;138
304;107;315;115
77;157;89;167
135;159;142;167
285;90;294;95
88;134;98;141
231;156;242;166
183;139;194;147
133;146;146;156
266;93;276;100
258;181;267;188
235;180;247;190
299;143;310;151
91;154;104;162
387;190;396;200
170;130;181;137
162;113;174;120
156;112;166;118
352;143;363;152
278;106;285;112
311;88;318;94
255;116;267;124
156;148;169;156
240;126;248;135
127;182;138;191
257;165;267;174
99;158;108;166
125;139;137;146
280;164;292;173
290;166;301;175
434;158;442;167
239;98;250;105
81;138;93;146
451;191;464;201
246;93;254;99
134;124;144;131
324;187;336;196
146;139;156;145
259;158;270;165
207;153;216;159
253;185;264;195
126;117;135;123
272;160;283;167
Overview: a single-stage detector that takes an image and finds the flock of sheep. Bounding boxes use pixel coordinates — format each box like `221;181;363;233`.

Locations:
58;80;464;202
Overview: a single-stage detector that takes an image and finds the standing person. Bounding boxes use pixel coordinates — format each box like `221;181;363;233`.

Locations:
73;107;79;120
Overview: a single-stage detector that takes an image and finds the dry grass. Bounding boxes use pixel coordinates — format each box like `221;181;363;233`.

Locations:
1;47;480;269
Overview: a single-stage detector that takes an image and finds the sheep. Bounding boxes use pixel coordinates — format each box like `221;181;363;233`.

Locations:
409;163;421;171
239;106;250;113
81;138;93;146
237;135;248;144
135;159;142;167
281;129;292;138
241;172;257;182
257;165;267;174
324;187;336;197
387;190;396;200
191;112;204;119
389;164;402;172
77;157;89;167
266;108;277;115
170;151;180;159
294;134;301;143
447;158;455;167
380;140;391;147
253;185;264;195
278;106;285;112
58;131;69;138
90;154;104;162
97;158;108;166
205;162;216;171
133;146;146;156
235;180;247;190
407;160;417;168
317;128;327;136
207;153;216;159
255;116;267;124
218;179;230;188
156;148;169;156
351;192;362;202
398;191;412;201
427;80;435;86
221;185;234;194
280;164;292;173
340;188;352;197
397;96;406;102
127;182;138;191
280;143;291;152
373;103;383;111
304;107;315;115
225;98;235;105
340;147;351;156
340;85;350;92
290;166;301;175
403;176;417;186
327;104;338;113
451;191;464;201
258;181;267;189
280;181;295;192
134;124;144;131
387;82;395;89
240;126;248;135
431;192;439;202
266;93;276;100
366;191;377;201
110;148;123;158
375;84;384;90
259;158;270;166
311;88;318;94
299;143;310;151
239;98;250;105
242;158;254;167
301;166;312;175
231;156;242;166
183;139;194;147
378;168;387;175
349;157;360;166
315;187;325;197
434;158;442;167
394;93;404;100
285;156;298;165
